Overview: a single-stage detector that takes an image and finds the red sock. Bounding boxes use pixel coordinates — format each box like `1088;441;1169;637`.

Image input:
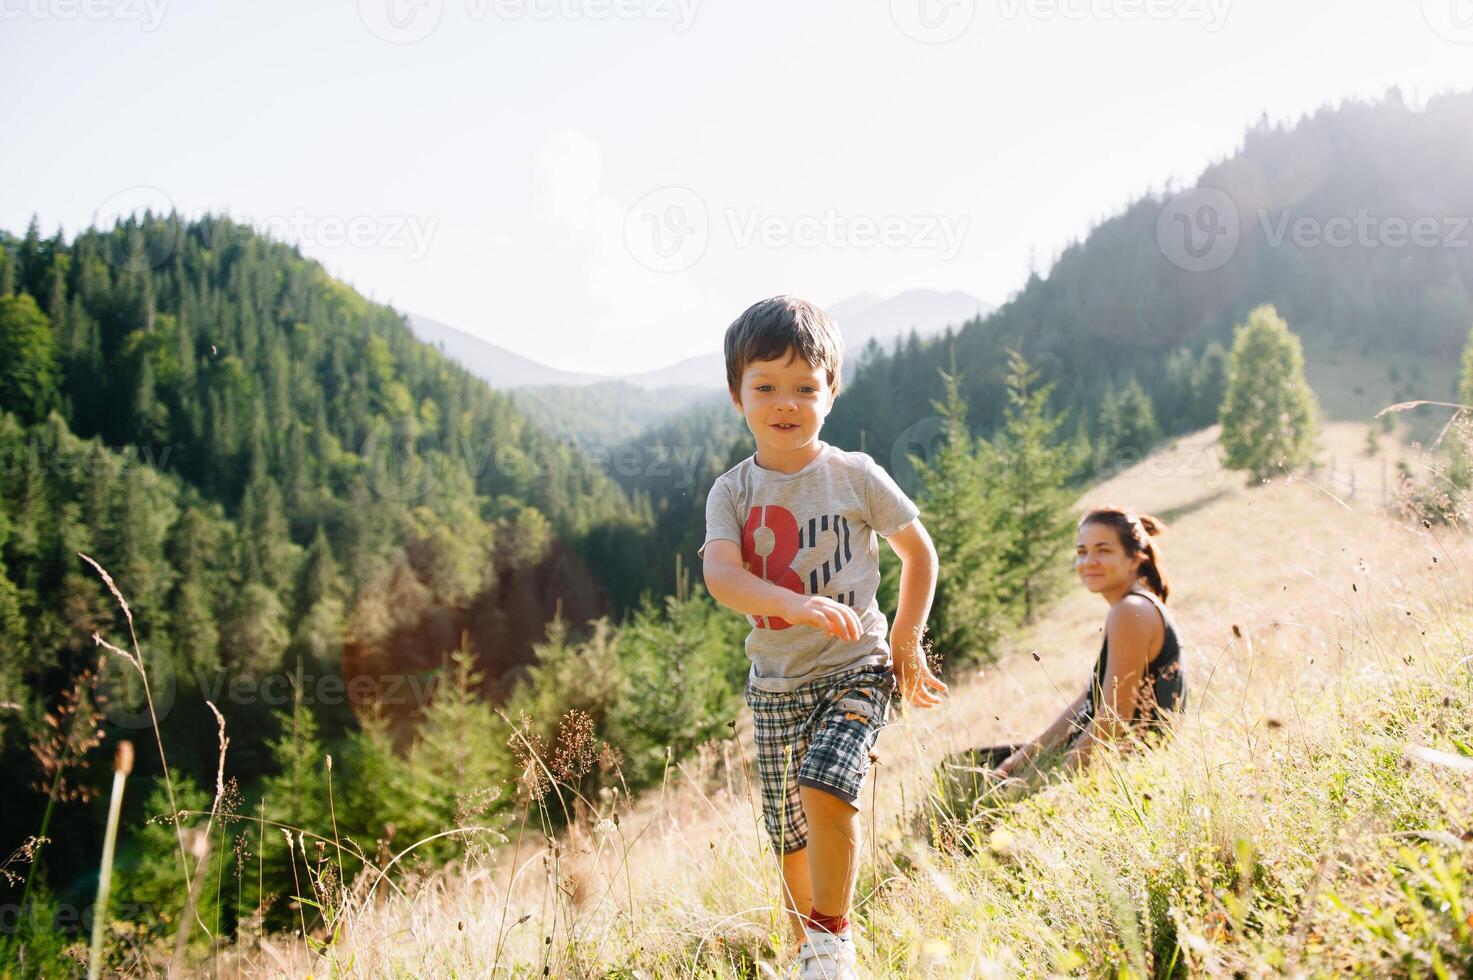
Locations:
807;907;850;935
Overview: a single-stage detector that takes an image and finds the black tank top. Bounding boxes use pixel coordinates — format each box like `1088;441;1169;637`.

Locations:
1072;587;1185;746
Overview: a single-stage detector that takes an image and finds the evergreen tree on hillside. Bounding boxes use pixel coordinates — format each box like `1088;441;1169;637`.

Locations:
262;662;329;836
913;369;1007;663
0;294;59;424
989;351;1080;624
400;635;509;863
1220;304;1320;483
605;565;746;788
257;663;332;930
113;770;222;943
1192;341;1230;429
1097;378;1159;469
0;241;15;295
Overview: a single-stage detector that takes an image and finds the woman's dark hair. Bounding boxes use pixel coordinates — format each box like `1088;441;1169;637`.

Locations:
1079;505;1170;602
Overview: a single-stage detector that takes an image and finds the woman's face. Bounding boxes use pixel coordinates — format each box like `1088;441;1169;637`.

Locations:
1074;521;1142;594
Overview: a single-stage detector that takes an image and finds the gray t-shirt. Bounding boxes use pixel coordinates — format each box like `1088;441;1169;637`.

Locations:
698;442;920;692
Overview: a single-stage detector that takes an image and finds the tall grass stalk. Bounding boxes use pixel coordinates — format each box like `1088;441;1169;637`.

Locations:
87;740;132;980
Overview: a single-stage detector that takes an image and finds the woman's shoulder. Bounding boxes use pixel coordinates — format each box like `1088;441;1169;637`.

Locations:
1111;591;1162;622
1106;592;1167;645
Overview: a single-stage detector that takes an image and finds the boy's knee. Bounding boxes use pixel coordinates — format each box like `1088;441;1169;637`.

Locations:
798;782;859;816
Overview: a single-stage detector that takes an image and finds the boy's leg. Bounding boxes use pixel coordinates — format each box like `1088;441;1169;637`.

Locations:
744;681;817;949
794;666;894;930
780;846;814;947
799;785;861;921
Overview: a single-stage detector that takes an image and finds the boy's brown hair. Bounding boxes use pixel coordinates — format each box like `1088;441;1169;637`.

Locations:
723;295;844;398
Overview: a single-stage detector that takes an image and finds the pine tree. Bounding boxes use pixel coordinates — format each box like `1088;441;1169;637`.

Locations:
913;368;1007;663
0;294;60;424
237;467;298;598
113;770;223;943
988;350;1079;624
401;635;508;862
504;613;621;744
0;241;14;296
219;582;289;677
262;661;330;836
131;354;170;445
258;661;333;930
606;578;745;788
341;702;411;858
1098;378;1159;466
1193;341;1229;429
1220;304;1320;482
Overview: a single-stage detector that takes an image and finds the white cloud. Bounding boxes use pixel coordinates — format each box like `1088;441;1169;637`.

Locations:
476;129;725;377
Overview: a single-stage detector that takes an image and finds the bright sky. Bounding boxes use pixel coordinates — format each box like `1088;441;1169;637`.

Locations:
4;0;1472;375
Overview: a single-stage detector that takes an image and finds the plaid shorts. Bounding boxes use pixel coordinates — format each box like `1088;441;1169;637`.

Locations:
744;663;896;855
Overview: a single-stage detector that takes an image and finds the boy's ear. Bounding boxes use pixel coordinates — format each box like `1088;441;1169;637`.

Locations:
729;388;744;413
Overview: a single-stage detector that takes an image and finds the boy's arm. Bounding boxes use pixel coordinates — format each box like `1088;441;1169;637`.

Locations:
702;539;863;640
883;519;948;708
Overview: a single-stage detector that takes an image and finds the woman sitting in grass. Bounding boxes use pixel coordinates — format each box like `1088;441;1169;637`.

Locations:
987;505;1186;782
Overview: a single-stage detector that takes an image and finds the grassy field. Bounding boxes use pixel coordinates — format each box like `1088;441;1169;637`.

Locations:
1299;336;1462;445
224;420;1473;978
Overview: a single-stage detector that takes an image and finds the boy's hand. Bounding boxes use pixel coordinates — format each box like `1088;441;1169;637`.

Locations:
893;650;948;708
783;595;864;641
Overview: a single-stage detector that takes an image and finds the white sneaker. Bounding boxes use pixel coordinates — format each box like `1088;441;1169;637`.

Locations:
799;930;860;980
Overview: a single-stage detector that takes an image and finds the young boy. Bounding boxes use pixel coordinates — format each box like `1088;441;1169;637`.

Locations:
699;295;948;978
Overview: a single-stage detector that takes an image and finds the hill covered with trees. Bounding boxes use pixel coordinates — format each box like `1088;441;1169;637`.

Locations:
0;213;683;922
822;89;1473;464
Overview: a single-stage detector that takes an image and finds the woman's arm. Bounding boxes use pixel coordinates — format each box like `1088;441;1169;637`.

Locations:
1062;599;1156;771
995;688;1089;778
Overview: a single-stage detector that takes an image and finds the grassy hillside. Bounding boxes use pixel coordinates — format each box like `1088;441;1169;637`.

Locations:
226;420;1473;977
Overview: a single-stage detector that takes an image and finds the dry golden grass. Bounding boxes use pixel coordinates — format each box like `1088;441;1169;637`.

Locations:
225;422;1473;978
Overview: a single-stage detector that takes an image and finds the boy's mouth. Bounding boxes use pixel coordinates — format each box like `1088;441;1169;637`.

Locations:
771;423;799;431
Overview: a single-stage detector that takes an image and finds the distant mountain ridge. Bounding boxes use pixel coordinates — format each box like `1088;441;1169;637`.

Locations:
407;288;991;394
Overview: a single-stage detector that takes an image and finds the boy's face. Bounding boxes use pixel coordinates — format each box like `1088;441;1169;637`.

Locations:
730;349;836;452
